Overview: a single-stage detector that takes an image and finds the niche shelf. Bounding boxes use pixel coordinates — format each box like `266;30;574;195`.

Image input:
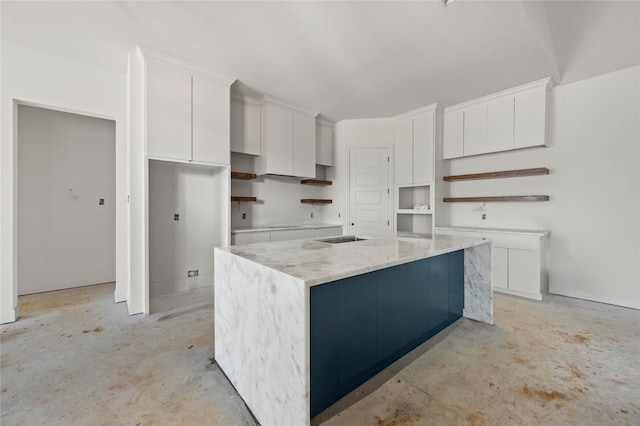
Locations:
231;196;257;202
301;179;332;186
231;171;257;180
444;195;549;203
301;199;332;204
443;167;549;182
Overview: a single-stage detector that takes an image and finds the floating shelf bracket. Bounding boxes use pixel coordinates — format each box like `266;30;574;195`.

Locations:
301;179;332;186
444;195;549;202
443;167;549;182
231;171;257;180
301;199;332;204
231;196;257;202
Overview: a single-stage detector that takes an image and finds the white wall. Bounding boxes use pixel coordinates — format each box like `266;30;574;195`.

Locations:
230;154;330;228
1;42;128;323
149;160;223;297
17;105;116;295
326;118;396;233
446;65;640;309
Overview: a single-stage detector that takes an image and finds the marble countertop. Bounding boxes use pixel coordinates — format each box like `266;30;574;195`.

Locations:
435;226;550;236
231;223;343;234
217;234;489;286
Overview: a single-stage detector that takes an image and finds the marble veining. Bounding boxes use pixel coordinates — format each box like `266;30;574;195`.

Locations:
214;234;493;426
218;234;490;287
463;243;494;324
215;250;309;426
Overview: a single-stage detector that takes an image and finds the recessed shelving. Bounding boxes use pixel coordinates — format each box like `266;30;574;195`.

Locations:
231;171;257;180
301;179;332;186
231;196;257;202
444;195;549;203
443;167;549;182
397;209;432;215
301;199;332;204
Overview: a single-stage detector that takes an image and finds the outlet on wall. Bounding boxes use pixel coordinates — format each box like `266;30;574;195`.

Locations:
482;214;486;220
188;270;198;278
242;213;246;220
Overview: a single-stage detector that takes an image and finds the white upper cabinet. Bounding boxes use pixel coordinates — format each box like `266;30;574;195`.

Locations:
147;61;192;161
144;51;234;164
443;78;553;159
230;95;261;156
256;97;316;177
462;103;487;157
293;111;316;177
394;117;413;185
394;105;437;185
192;75;231;165
443;109;463;159
316;119;334;167
514;87;547;149
487;96;514;153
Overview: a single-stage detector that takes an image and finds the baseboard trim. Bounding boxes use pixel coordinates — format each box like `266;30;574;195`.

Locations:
1;306;20;324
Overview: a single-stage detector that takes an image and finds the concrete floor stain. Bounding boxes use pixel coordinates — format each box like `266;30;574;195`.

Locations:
374;408;420;426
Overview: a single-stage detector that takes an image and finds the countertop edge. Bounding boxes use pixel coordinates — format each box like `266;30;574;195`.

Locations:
232;224;343;234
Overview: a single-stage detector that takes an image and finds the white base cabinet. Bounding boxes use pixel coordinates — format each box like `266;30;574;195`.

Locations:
231;226;342;245
435;227;549;300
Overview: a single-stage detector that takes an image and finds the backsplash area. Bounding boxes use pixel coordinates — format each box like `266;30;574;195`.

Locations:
231;154;330;228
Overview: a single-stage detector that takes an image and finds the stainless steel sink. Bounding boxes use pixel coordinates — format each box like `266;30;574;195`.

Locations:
318;236;367;244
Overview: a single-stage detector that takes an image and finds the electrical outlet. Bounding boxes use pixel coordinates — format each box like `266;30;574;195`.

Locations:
188;270;198;278
242;213;247;220
174;214;180;221
310;212;314;219
482;214;486;220
338;213;341;218
99;198;104;205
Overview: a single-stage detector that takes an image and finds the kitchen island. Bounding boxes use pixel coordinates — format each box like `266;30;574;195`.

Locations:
214;235;492;426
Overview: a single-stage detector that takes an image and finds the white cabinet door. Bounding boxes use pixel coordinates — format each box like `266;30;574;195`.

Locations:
487;96;514;153
443;109;464;159
463;104;487;157
412;111;434;183
316;227;342;238
263;103;294;175
508;249;541;295
230;97;261;156
270;229;315;242
316;121;333;166
394;117;413;185
293;112;316;178
515;88;547;149
192;75;230;164
232;231;271;245
492;247;509;290
146;61;192;161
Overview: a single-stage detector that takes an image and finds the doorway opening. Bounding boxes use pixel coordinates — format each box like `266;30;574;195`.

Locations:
17;105;116;297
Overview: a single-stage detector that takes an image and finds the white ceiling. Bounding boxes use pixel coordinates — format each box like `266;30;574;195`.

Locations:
2;1;638;122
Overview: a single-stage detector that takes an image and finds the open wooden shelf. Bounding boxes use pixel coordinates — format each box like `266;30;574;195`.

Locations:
444;195;549;203
301;179;332;186
231;171;257;180
231;196;257;202
443;167;549;182
301;199;332;204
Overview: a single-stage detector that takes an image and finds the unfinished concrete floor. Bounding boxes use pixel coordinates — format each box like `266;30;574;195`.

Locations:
1;283;638;426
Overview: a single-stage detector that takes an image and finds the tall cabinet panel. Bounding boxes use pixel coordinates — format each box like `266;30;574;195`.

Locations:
443;109;463;159
487;96;514;153
293;111;316;178
412;111;434;183
192;75;231;164
394;117;413;185
462;103;487;157
146;61;192;161
515;88;547;149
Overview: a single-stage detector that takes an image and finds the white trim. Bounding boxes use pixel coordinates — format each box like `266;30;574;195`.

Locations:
316;117;335;127
445;77;554;112
260;95;317;117
137;46;236;86
230;93;261;105
0;307;19;324
393;102;441;120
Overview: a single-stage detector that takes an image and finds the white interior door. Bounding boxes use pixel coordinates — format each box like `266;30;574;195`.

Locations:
348;147;391;237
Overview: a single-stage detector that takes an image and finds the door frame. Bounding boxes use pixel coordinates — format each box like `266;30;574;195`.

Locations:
346;145;394;237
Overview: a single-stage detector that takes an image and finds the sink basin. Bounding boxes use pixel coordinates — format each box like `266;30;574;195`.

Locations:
318;236;367;244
